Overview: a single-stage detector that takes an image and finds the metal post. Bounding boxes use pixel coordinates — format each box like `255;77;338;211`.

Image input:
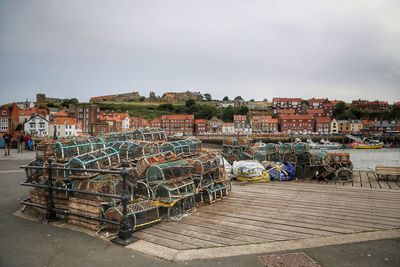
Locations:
46;159;57;222
112;161;137;245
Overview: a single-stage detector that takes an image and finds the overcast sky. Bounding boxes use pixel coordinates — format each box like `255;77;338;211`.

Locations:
0;0;399;104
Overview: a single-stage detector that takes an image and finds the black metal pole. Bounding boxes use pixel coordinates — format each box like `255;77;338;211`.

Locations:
45;159;57;222
112;160;137;245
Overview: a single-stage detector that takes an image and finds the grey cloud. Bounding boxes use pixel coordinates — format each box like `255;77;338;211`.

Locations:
0;0;399;103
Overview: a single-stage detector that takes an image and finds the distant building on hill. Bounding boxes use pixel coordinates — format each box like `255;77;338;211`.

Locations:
161;91;203;103
89;91;142;103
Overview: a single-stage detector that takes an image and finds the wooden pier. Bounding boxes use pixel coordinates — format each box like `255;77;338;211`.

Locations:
134;170;400;251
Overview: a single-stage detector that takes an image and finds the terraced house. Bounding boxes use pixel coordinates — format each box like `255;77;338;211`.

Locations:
161;114;194;136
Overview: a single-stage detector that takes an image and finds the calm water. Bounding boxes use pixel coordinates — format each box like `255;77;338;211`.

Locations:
334;148;400;170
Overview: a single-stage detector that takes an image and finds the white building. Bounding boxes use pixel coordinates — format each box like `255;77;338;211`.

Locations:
221;123;235;134
48;117;80;138
330;118;338;134
24;114;49;137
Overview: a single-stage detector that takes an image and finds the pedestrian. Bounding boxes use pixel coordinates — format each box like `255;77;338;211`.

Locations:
17;131;24;153
24;134;30;150
2;130;12;156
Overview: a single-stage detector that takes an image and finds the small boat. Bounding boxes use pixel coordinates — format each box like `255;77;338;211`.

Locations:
307;138;342;150
352;138;384;149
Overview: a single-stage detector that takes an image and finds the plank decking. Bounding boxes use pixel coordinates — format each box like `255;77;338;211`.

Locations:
136;170;400;250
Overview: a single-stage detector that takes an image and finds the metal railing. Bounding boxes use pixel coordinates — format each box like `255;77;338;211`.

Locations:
20;159;138;246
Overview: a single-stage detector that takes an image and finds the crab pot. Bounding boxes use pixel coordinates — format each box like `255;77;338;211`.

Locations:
67;147;121;176
310;150;329;166
25;159;47;184
203;182;228;204
294;165;304;179
297;152;311;166
136;152;177;177
185;138;202;153
278;143;292;154
191;153;219;175
254;151;267;162
316;165;337;182
223;137;240;147
264;143;278;154
303;165;317;179
35;139;57;160
327;153;352;166
336;167;353;181
268;153;283;162
104;201;160;231
221;146;233;156
238;137;253;147
71;174;121;201
54;138;105;161
145;160;192;183
134;181;153;200
152;179;195;203
283;153;297;164
292;142;310;154
110;141;146;161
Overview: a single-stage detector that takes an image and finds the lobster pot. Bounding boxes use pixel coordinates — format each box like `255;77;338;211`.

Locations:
160;140;193;155
35;139;57;160
99;132;128;142
278;143;292;154
136;152;177;177
127;128;167;141
243;146;258;157
254;151;267;162
191;153;219;174
71;174;121;201
185;138;202;153
221;146;233;156
264;143;278;154
203;182;229;204
310;150;329;166
67;147;121;171
223;137;240;147
25;159;47;184
327;153;352;166
297;152;311;166
293;142;310;154
104;201;160;230
153;179;195;203
25;160;67;182
68;197;103;230
134;181;153;199
283;153;297;164
54;139;106;161
145;160;192;183
268;152;283;162
239;152;253;161
110;142;146;161
238;137;253;147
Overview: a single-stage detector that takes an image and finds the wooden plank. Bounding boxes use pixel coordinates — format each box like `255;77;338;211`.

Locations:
183;215;310;239
151;223;245;246
367;171;382;189
352;170;361;188
141;227;224;248
371;171;391;190
360;171;372;188
219;198;400;224
134;231;198;249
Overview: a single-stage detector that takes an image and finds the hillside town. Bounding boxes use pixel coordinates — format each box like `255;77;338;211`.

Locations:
1;91;399;140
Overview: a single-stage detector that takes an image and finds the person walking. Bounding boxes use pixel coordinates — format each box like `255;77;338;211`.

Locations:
17;131;24;153
2;130;12;156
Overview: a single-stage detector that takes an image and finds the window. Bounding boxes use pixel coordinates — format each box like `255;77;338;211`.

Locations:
1;111;7;115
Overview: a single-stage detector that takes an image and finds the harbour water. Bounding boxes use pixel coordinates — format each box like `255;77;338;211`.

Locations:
334;148;400;170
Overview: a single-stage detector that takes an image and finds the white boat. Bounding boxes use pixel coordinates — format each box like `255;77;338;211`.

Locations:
307;138;342;150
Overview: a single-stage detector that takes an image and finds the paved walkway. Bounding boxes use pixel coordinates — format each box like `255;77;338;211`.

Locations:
0;149;35;161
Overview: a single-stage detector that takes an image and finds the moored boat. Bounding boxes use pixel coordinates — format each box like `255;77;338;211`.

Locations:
352;138;384;149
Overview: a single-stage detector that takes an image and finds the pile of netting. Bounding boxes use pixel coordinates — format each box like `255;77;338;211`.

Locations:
222;137;353;182
23;128;231;232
